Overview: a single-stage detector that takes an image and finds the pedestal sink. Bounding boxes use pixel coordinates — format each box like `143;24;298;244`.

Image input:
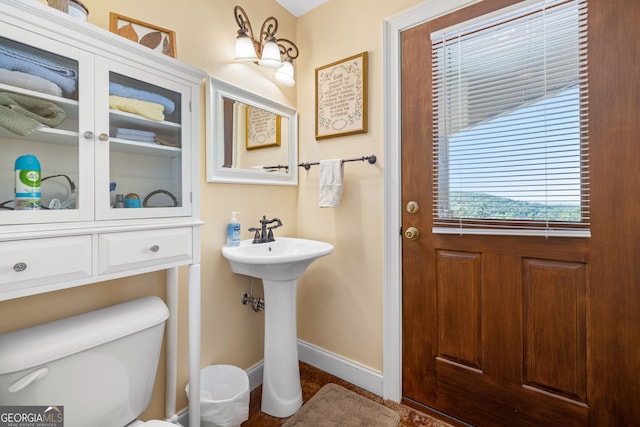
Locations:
221;237;334;417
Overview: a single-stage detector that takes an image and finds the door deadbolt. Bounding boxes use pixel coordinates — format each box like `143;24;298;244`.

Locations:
404;227;420;241
406;201;420;214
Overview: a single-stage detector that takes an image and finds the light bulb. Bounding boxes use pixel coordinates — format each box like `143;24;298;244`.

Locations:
274;60;295;87
235;34;258;62
258;40;282;68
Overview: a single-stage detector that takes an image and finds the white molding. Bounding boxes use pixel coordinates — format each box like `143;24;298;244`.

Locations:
238;339;385;397
382;0;483;403
246;360;265;391
298;340;384;396
381;13;403;403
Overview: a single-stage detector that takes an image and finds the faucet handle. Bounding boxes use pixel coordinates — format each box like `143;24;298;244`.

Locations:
248;227;261;243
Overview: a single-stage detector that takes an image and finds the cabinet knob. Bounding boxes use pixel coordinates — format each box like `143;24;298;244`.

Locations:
98;133;110;142
13;262;28;272
83;131;94;139
150;245;160;253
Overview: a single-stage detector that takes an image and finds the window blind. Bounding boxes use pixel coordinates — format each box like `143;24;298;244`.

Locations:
431;0;589;237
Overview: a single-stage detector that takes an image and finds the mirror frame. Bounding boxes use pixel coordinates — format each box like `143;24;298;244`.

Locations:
205;76;298;185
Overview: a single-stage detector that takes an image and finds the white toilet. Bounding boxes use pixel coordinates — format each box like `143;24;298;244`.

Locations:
0;296;176;427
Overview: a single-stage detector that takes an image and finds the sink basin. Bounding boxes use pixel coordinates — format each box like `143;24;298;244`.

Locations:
221;237;333;417
222;237;334;281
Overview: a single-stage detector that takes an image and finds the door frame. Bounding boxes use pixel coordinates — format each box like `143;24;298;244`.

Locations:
382;0;483;402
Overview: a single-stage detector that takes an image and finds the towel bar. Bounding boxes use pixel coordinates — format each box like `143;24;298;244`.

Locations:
298;155;377;171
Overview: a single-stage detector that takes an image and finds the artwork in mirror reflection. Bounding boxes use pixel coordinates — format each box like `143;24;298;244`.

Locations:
206;76;298;185
222;98;289;172
246;105;281;150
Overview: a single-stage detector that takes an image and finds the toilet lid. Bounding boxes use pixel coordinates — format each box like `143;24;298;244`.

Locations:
141;421;177;426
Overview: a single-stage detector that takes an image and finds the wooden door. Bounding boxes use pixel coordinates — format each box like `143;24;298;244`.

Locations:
401;0;640;425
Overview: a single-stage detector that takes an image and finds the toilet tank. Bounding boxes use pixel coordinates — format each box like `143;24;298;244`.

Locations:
0;296;169;427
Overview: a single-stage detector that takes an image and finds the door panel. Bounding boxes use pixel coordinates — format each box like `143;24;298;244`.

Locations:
436;250;483;370
523;259;587;403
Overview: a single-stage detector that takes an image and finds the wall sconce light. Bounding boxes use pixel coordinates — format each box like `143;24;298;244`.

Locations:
234;5;299;87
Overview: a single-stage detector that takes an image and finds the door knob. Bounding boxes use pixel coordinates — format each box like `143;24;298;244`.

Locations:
404;227;420;241
406;201;420;214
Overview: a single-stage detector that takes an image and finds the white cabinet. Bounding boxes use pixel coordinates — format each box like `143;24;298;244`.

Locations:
0;0;205;301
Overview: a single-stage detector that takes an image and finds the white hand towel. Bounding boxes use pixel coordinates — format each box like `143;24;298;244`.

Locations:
319;159;344;208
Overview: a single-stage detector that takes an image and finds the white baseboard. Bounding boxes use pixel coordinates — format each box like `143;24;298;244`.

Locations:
241;339;384;396
245;359;265;391
297;339;384;397
175;407;189;426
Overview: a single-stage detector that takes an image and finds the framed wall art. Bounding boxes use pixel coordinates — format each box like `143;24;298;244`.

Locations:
246;106;281;150
315;51;368;140
109;13;176;58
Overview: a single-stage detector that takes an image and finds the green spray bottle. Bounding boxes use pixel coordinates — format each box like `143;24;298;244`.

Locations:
15;154;41;210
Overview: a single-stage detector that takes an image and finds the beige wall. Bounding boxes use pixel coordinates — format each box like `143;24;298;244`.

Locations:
2;0;418;420
294;0;419;370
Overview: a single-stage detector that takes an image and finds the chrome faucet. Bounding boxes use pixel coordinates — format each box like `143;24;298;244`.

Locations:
248;215;283;243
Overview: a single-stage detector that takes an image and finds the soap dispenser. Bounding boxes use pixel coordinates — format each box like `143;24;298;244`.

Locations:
226;211;241;246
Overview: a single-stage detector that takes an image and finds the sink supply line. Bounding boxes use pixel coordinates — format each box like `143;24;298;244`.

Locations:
242;277;264;312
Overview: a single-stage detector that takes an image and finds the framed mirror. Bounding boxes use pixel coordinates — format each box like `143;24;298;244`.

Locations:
205;76;298;185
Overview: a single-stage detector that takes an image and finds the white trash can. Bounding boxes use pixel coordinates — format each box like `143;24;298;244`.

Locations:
186;365;250;427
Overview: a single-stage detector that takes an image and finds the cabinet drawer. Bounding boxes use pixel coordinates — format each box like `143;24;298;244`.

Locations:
99;227;192;274
0;236;92;292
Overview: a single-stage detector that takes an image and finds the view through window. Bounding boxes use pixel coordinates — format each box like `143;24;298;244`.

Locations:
431;0;589;236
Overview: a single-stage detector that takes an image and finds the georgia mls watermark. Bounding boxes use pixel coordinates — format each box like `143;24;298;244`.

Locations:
0;406;63;427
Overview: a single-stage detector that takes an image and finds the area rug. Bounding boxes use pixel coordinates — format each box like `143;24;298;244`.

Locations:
283;383;400;426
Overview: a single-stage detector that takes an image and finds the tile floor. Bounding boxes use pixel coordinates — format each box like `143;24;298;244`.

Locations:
243;362;455;427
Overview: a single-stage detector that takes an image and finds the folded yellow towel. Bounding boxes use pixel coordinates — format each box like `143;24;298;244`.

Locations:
109;95;164;121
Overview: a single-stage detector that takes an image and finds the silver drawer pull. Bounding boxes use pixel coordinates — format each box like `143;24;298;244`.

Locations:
150;245;160;253
13;262;28;272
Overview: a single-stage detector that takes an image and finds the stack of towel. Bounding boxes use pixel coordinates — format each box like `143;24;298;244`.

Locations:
0;91;66;136
114;128;156;142
0;45;78;97
0;69;63;97
109;96;165;121
109;82;175;122
0;45;176;124
113;127;180;147
109;83;175;114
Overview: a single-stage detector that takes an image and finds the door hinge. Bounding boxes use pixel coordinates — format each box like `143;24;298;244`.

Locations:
190;192;192;203
189;101;192;112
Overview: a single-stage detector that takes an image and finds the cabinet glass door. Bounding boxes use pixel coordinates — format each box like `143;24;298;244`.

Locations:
0;26;94;225
94;58;191;220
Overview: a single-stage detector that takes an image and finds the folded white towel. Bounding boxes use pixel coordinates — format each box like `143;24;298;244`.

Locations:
319;159;344;208
0;68;63;97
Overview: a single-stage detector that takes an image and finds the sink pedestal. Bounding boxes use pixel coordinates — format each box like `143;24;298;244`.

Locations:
220;238;335;418
261;278;302;417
